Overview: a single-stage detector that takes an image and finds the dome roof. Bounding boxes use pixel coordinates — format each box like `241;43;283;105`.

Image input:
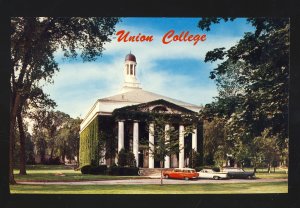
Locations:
125;53;136;62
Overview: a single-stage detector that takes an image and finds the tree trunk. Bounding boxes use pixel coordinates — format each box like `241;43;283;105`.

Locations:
160;161;163;185
62;148;66;164
77;152;80;167
50;148;54;159
9;92;21;184
17;112;27;175
9;119;16;184
268;163;271;173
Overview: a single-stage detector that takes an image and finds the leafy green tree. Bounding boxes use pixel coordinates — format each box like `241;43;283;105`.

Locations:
30;110;71;165
57;117;82;164
9;17;120;184
116;148;136;167
253;128;281;173
203;118;227;165
198;18;289;169
213;146;227;168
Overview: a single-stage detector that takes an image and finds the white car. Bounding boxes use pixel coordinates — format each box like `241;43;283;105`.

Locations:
198;169;228;180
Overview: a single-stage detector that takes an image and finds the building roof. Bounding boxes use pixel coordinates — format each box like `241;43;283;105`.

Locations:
125;53;136;62
100;88;202;112
80;88;202;131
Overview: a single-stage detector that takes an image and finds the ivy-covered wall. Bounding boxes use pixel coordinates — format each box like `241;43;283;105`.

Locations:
79;116;100;167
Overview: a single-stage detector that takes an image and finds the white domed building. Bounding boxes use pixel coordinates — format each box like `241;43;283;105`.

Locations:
79;53;203;168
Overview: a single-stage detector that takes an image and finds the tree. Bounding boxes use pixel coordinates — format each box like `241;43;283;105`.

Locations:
116;148;136;167
198;18;289;169
9;17;119;184
56;117;82;164
41;110;70;159
17;82;57;175
202;118;227;165
253;128;281;173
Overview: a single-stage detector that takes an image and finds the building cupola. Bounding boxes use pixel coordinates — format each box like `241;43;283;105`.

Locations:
122;52;141;92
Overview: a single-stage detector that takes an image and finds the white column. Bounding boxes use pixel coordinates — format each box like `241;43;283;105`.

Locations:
133;121;139;167
179;125;185;168
192;127;197;151
118;121;124;152
164;124;170;168
149;123;154;168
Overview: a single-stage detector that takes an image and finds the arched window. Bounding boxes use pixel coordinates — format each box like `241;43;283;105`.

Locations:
130;64;133;75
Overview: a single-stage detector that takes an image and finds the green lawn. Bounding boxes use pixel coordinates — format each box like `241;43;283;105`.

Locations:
244;167;288;179
14;165;148;181
14;165;288;182
10;182;288;194
11;165;288;194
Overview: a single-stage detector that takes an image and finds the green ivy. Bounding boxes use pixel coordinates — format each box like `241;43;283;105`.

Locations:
79;117;100;167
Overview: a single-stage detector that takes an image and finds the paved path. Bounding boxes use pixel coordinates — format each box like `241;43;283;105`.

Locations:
17;178;287;185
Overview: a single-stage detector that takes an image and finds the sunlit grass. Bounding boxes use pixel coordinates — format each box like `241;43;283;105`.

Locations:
14;165;146;181
13;165;288;182
10;182;288;194
243;167;288;179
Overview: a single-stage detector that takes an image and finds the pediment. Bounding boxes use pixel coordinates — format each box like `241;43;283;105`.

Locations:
114;99;195;115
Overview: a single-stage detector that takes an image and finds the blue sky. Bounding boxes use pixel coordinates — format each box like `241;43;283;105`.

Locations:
43;18;254;118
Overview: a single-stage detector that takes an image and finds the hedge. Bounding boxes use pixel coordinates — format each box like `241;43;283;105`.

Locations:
81;165;108;175
107;166;139;176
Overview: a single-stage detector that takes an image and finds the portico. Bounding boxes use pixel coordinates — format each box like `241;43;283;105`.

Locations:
113;99;201;168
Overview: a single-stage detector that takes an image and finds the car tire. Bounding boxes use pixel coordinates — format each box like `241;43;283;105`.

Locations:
213;176;219;180
247;175;252;179
165;175;169;179
184;177;189;181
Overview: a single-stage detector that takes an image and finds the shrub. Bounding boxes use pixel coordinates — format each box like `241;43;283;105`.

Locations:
81;165;92;174
117;148;137;167
117;148;127;167
90;165;107;175
126;151;136;167
107;166;139;176
81;165;108;175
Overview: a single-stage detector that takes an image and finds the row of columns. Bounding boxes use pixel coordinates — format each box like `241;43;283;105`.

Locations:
117;121;197;168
